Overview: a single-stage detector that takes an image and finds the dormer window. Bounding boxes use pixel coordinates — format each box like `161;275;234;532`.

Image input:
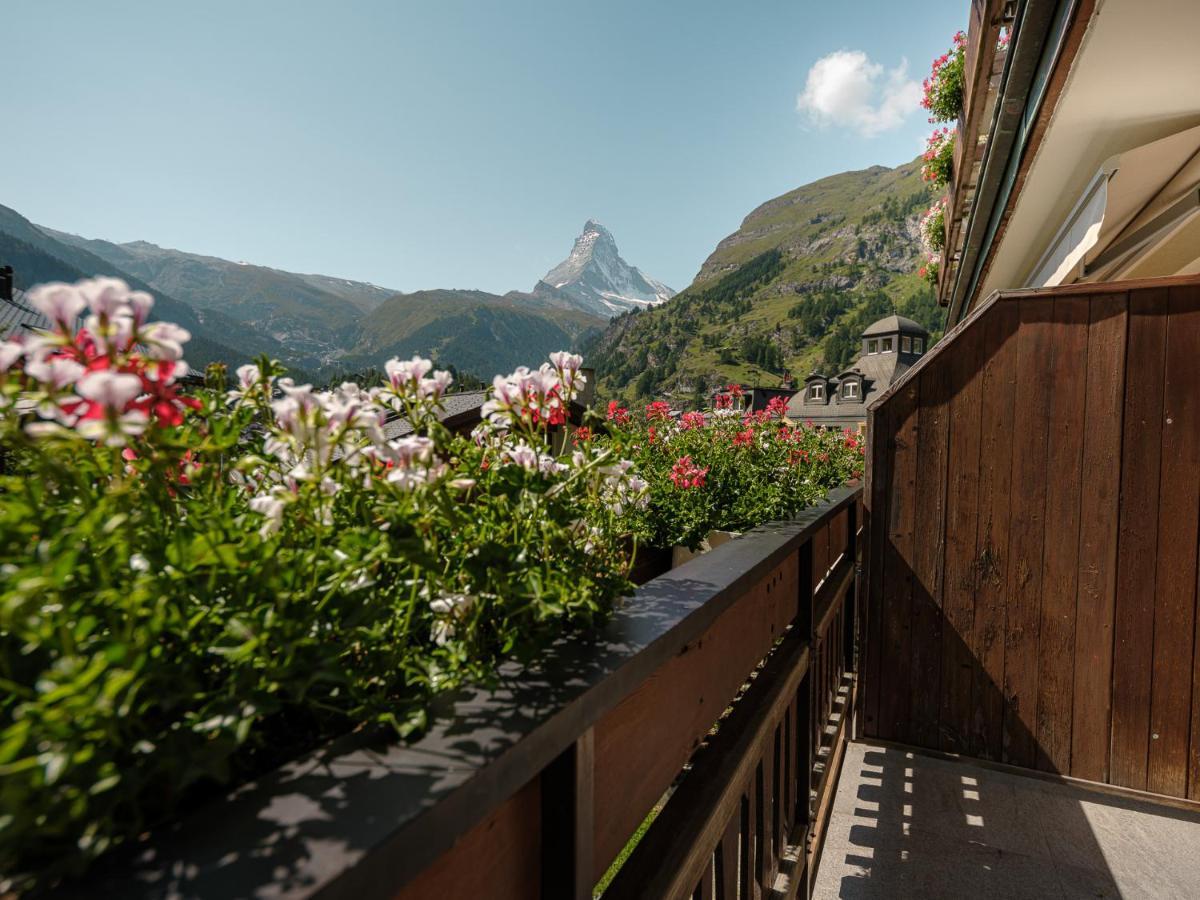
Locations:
881;337;893;353
901;336;912;353
843;381;860;400
809;383;825;400
867;339;879;355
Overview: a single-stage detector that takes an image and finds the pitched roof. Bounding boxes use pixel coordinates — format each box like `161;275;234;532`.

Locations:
785;351;913;424
1;288;204;383
861;315;929;338
383;390;490;439
0;288;85;337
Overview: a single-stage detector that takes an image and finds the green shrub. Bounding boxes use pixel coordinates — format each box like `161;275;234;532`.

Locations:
598;392;863;550
0;279;641;891
922;31;966;122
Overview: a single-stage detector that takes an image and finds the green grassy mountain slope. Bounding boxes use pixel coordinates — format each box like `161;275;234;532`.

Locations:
341;289;606;377
588;159;945;403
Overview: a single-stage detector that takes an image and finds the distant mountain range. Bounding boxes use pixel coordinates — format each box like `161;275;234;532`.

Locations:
587;157;945;403
2;158;951;402
0;210;674;380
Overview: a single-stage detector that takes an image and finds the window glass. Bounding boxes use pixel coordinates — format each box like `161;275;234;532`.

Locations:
915;338;924;354
868;339;878;354
882;338;893;352
810;383;824;400
901;336;912;353
844;381;859;399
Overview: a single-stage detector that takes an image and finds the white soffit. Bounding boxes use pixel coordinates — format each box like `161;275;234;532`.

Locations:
1116;209;1200;280
978;0;1200;299
1029;125;1200;287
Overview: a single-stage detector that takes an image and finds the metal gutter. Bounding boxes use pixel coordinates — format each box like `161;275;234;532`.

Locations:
947;0;1081;326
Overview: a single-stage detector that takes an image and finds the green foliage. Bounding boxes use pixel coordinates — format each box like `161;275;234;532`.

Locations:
598;402;863;550
922;32;966;122
0;357;634;891
743;334;784;372
788;290;851;340
590;158;943;404
896;284;945;343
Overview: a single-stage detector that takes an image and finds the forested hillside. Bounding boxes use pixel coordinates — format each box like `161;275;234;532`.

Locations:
587;158;944;403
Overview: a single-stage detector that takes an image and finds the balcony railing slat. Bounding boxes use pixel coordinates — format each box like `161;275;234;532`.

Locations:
604;547;856;900
540;728;594;900
718;813;738;900
600;633;812;900
591;548;800;878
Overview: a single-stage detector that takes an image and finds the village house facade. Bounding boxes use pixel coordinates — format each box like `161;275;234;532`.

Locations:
786;315;929;431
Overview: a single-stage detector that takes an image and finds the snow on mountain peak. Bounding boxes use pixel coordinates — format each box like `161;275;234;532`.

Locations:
540;220;674;318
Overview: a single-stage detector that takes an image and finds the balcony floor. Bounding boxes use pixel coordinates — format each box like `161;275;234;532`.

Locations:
812;740;1200;899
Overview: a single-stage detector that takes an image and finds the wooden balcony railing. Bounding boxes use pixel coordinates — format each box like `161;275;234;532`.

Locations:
80;484;863;900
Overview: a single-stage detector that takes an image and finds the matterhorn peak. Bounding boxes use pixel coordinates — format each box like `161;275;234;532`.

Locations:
539;220;675;318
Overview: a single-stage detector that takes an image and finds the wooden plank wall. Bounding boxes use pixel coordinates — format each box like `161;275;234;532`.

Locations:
863;278;1200;801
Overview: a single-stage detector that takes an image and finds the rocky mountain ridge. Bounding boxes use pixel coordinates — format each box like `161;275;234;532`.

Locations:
538;219;675;317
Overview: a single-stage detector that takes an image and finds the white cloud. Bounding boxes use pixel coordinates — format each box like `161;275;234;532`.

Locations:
796;50;922;137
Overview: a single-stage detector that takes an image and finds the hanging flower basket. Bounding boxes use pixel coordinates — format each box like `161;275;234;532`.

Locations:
921;127;955;189
922;30;967;122
920;198;947;254
918;251;941;287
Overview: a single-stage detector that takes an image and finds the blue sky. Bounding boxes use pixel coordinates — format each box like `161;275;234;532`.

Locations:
3;0;963;294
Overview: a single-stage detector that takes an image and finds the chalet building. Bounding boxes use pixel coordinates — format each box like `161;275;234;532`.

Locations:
1;274;86;341
786;314;928;430
709;384;795;414
0;265;203;386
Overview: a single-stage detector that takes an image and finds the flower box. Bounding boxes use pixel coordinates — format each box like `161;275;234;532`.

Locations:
671;529;742;569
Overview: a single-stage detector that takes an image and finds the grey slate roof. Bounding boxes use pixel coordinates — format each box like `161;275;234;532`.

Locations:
0;288;85;338
382;390;490;439
786;314;924;426
861;315;928;338
2;288;204;382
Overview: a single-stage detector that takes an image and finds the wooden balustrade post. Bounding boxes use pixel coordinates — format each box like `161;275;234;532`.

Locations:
541;727;594;900
797;540;814;643
844;502;859;678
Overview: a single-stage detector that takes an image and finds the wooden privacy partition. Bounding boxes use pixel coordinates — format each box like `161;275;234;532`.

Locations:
863;274;1200;800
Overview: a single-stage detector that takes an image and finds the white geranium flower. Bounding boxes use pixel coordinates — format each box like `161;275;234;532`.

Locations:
28;283;86;332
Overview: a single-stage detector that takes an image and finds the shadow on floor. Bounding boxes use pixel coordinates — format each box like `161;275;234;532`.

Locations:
812;741;1200;899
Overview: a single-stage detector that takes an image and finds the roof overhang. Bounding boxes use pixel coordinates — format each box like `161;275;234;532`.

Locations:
1026;125;1200;286
969;0;1200;313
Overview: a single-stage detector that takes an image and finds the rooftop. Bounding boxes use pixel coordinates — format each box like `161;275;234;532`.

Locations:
382;389;489;439
860;315;928;338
